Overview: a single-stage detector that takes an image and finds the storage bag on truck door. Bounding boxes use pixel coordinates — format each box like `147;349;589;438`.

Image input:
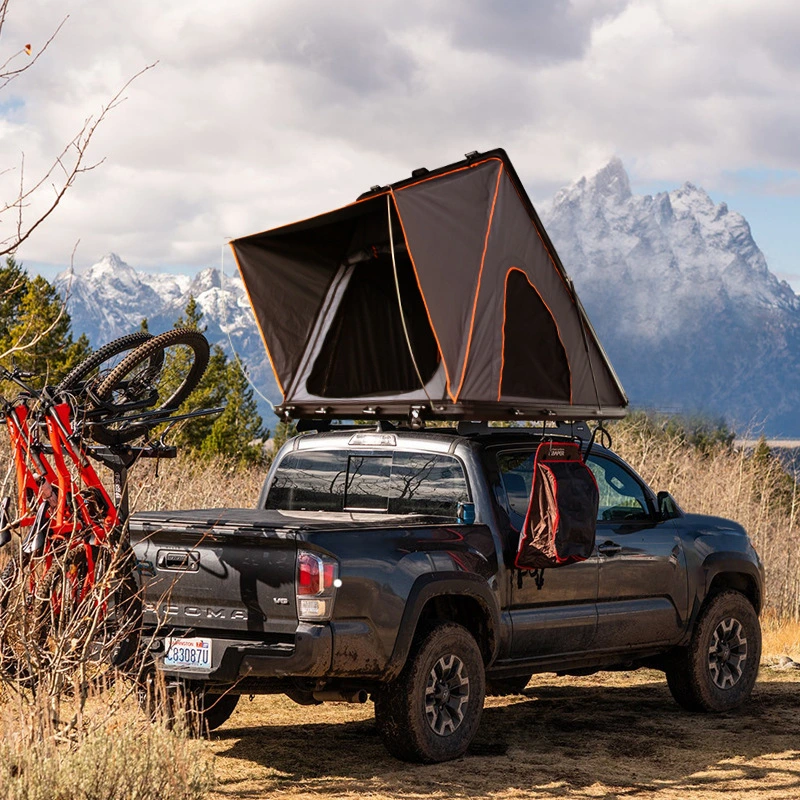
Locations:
515;441;599;570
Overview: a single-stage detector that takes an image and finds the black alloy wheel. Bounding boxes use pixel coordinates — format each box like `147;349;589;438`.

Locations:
707;616;748;690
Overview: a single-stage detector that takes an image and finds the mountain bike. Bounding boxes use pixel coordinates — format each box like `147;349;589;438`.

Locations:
0;328;213;685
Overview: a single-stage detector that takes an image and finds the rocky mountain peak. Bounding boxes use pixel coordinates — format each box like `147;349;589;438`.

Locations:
541;163;800;435
587;156;632;202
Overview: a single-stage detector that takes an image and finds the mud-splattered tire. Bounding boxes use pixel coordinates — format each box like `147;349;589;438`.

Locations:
374;623;485;763
665;590;761;712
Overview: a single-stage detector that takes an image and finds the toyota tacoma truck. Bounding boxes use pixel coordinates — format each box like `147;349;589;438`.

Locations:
129;423;764;762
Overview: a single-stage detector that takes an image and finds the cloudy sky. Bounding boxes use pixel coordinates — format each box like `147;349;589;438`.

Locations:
3;0;799;287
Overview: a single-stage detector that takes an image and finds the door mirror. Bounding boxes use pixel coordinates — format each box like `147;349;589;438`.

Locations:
657;491;682;520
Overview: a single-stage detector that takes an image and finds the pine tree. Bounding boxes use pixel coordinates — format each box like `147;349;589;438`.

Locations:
169;344;228;450
0;256;90;386
201;357;265;463
0;256;28;342
158;295;266;462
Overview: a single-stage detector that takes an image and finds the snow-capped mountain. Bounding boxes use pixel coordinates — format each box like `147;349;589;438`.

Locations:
540;158;800;435
55;255;282;416
57;161;800;436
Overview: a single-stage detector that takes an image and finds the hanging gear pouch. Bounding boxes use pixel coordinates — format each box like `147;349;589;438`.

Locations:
515;441;599;570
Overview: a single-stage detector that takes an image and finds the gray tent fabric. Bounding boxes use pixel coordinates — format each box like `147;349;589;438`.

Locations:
231;149;628;423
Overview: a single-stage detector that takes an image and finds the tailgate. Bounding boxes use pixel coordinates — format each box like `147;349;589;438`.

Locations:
129;508;299;635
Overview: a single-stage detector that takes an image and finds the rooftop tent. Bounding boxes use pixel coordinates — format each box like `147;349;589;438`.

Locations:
230;149;628;423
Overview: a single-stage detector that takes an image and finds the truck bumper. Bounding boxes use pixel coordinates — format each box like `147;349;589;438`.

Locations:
151;623;333;683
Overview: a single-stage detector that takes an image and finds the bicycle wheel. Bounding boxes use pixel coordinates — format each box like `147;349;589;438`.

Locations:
90;328;210;446
55;331;157;399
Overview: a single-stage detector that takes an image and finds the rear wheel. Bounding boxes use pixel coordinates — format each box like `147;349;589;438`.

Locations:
0;549;81;686
665;590;761;712
374;622;485;763
90;329;210;445
55;332;156;399
0;553;39;681
198;692;240;731
90;544;142;670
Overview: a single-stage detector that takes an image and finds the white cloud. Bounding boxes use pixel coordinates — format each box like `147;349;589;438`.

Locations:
1;0;798;272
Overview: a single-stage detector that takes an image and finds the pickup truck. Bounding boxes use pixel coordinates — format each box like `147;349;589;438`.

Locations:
129;423;764;763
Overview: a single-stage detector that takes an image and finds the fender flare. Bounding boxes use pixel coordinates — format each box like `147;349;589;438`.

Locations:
383;571;501;681
702;553;763;608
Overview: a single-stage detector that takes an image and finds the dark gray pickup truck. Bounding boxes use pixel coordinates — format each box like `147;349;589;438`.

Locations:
130;424;764;762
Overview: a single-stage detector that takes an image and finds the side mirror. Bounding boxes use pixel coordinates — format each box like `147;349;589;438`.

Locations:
457;501;476;525
657;491;681;520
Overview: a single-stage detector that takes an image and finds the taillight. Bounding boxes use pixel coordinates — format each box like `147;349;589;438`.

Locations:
297;552;320;596
296;550;339;621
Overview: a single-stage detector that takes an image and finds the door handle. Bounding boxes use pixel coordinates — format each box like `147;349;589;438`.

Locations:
598;542;622;556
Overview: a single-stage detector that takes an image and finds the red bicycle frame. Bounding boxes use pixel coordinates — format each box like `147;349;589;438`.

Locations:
3;398;120;607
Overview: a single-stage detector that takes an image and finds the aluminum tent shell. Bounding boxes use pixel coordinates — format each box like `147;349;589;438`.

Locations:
231;149;627;423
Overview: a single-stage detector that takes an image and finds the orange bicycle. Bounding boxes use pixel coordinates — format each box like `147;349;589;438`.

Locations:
0;329;213;681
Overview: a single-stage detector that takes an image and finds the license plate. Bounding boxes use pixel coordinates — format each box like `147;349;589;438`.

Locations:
163;636;213;671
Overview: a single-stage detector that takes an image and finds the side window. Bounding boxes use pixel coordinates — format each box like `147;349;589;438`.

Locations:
497;451;536;522
587;456;650;522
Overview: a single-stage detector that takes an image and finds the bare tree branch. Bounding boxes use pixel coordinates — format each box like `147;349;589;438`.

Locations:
1;61;157;257
0;4;67;91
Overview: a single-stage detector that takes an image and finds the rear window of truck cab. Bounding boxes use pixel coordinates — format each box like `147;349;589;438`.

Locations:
265;450;469;518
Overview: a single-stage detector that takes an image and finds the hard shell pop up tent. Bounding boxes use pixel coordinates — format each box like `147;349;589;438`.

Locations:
230;149;628;423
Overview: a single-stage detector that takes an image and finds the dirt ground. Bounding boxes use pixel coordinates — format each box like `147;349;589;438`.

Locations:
204;666;800;800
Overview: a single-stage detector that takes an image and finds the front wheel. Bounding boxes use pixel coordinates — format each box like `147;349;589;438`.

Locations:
374;623;485;763
665;590;761;712
90;328;210;445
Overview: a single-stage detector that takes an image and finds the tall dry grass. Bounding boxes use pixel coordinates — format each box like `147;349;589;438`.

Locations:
0;688;212;800
124;454;264;513
609;416;800;618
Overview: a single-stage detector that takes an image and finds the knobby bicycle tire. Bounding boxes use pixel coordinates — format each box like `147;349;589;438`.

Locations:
55;332;157;397
90;329;210;445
